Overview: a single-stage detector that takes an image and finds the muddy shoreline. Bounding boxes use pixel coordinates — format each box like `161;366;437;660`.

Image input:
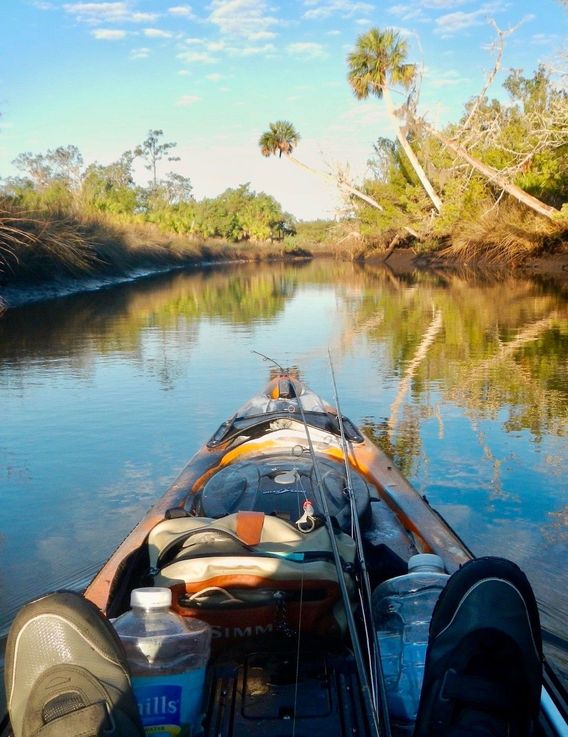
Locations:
379;246;568;278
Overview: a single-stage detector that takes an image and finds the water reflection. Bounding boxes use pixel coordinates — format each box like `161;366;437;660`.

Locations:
0;259;566;684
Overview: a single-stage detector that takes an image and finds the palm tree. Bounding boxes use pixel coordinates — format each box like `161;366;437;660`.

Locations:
259;120;386;212
347;28;442;213
259;121;300;159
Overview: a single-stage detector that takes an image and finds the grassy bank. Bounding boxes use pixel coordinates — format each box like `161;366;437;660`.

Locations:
0;204;309;288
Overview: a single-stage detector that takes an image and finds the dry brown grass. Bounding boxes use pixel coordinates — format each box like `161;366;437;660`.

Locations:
443;203;566;266
0;207;97;277
0;202;301;287
0;203;213;283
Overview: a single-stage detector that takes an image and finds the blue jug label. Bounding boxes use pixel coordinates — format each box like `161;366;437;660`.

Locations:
132;669;207;737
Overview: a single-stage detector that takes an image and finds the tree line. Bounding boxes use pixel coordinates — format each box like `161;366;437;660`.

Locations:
1;130;295;244
2;23;567;269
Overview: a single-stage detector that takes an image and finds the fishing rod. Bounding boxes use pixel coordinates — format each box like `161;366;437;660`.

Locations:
251;350;286;373
252;350;385;736
293;379;385;737
328;351;392;737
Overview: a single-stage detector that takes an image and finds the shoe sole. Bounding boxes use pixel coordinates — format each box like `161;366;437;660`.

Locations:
4;591;140;737
414;557;543;737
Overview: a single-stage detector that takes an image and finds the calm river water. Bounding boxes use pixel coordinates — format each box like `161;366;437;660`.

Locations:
1;259;567;685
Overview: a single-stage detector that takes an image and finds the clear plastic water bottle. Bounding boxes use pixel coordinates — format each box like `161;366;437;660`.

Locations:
113;587;211;737
372;554;449;733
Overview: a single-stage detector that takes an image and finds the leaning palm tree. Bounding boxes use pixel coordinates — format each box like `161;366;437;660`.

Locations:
259;121;300;159
259;120;386;212
347;28;442;213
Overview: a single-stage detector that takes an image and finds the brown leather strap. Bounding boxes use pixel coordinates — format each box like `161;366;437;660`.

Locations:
236;511;265;546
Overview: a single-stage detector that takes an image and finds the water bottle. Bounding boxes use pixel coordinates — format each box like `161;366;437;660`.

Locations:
113;587;211;737
372;554;449;732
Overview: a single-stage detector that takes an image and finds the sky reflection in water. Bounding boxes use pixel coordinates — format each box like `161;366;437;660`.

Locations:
0;260;566;680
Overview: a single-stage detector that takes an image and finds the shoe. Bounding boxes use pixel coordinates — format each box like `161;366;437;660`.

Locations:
4;591;144;737
413;557;543;737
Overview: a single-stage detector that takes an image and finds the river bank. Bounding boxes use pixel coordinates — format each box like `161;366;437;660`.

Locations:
380;245;568;280
3;245;567;314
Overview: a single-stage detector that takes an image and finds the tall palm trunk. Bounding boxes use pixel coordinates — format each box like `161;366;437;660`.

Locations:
419;121;559;220
382;86;442;213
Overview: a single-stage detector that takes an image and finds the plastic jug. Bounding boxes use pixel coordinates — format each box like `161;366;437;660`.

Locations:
113;587;211;737
372;554;449;731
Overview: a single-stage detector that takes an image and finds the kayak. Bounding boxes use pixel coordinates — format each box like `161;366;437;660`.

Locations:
2;371;567;737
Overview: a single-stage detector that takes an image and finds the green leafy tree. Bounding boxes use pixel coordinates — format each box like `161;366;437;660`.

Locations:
80;152;139;214
347;28;442;212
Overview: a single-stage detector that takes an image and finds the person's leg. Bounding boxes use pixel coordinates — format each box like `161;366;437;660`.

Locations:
413;557;543;737
4;591;144;737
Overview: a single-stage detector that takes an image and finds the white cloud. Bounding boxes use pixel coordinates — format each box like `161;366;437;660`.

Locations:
388;5;429;22
434;3;505;36
425;68;469;87
208;0;278;40
143;28;173;38
206;72;223;80
32;1;55;9
176;95;201;106
168;5;193;16
287;42;327;59
247;30;276;40
91;27;127;39
183;38;226;52
129;46;150;59
530;32;560;46
303;0;373;20
177;50;219;63
422;0;469;6
233;43;276;56
63;3;158;24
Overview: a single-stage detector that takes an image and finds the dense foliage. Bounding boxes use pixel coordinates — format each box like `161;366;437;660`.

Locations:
350;58;568;259
1;130;296;245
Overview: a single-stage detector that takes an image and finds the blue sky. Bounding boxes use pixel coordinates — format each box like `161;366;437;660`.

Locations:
0;0;566;219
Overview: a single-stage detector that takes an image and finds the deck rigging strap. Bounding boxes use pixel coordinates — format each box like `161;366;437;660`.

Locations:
328;352;392;737
294;379;385;737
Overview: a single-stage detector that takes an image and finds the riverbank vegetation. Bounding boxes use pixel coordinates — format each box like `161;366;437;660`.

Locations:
1;22;567;287
260;26;567;265
0;131;302;284
347;26;568;262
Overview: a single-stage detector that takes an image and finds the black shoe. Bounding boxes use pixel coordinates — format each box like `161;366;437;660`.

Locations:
413;557;542;737
4;591;144;737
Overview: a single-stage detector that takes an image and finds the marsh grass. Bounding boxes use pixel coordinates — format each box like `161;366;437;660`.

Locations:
442;204;568;266
0;207;96;277
0;202;289;286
